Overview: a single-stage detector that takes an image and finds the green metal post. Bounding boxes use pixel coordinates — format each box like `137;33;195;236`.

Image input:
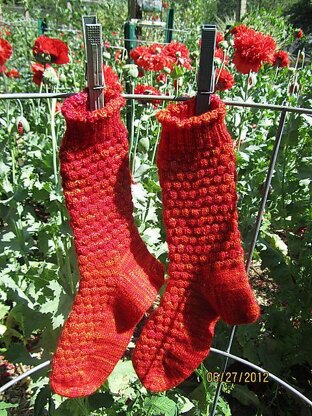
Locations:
38;18;48;36
124;21;137;137
124;21;136;63
165;8;174;43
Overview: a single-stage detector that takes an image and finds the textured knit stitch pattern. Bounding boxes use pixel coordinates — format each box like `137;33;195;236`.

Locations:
50;68;164;398
132;95;260;392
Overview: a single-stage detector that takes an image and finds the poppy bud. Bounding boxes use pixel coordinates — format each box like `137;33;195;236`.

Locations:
16;116;30;135
59;73;66;82
17;122;23;135
43;66;58;85
124;64;139;78
289;82;300;94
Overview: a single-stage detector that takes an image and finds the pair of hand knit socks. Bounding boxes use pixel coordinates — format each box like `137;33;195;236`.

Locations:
50;67;260;397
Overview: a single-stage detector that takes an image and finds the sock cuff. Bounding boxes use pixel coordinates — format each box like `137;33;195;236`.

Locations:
156;95;230;153
157;94;225;129
61;66;125;125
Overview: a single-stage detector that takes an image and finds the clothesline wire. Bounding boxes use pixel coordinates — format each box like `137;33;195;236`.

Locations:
0;92;311;115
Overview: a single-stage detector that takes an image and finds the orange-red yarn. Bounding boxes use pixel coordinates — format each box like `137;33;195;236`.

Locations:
132;95;260;392
50;68;164;398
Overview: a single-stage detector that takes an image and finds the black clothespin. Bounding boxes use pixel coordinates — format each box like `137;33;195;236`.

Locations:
82;15;97;79
196;24;217;116
82;16;105;111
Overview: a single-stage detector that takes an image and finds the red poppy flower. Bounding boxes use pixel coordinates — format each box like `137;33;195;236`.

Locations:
295;28;304;39
231;24;248;36
104;41;110;49
130;46;146;62
130;44;170;71
103;65;122;94
233;27;276;74
31;63;45;85
215;67;235;91
163;2;168;9
272;50;290;68
0;65;7;73
134;84;162;107
289;82;300;94
138;66;145;77
214;47;229;64
33;35;69;65
0;26;10;37
6;68;20;78
156;72;167;84
31;63;58;85
55;101;63;114
115;49;122;63
163;41;192;70
216;31;224;46
0;38;12;66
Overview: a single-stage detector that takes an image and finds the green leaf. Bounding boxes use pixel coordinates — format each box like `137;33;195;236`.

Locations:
107;360;137;395
0;403;19;410
40;280;73;329
138;137;150;152
0;274;35;308
26;262;58;286
143;396;178;416
7;303;49;338
0;402;18;416
262;230;288;256
50;398;87;416
0;303;9;320
142;227;161;245
131;182;147;205
5;343;40;366
87;392;114;411
170;65;184;80
34;385;52;416
231;385;260;408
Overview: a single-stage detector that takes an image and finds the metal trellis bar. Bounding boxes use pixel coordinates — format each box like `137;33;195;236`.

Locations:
209;109;288;416
210;348;312;408
0;345;311;408
0;93;311;115
1;19;199;34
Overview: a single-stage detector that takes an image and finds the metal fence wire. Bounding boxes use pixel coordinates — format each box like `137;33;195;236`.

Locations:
0;92;311;413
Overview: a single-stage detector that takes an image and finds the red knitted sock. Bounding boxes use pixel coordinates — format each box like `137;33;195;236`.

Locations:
132;95;260;392
50;68;164;398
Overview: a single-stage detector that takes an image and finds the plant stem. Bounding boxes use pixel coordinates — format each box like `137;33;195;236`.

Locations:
6;100;17;186
129;81;136;156
11;147;16;185
3;72;7;93
237;74;251;149
49;97;59;187
151;123;161;166
60;208;76;295
131;122;141;175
